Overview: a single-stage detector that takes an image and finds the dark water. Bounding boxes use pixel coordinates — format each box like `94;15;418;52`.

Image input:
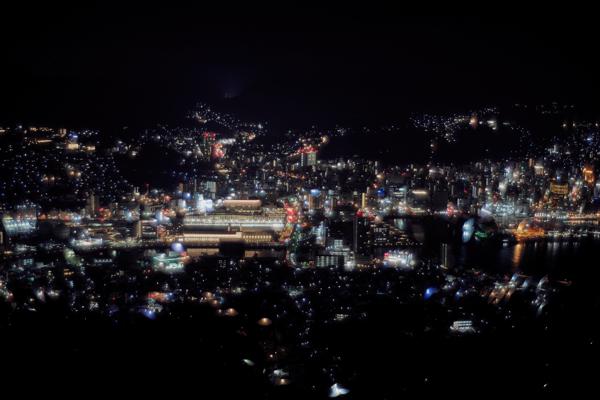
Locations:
400;216;600;280
460;239;600;280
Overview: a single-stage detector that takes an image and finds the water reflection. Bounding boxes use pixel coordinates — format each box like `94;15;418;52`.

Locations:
469;239;599;280
511;243;523;270
397;216;597;280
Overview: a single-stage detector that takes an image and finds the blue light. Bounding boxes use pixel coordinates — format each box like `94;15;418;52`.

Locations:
462;218;475;243
142;308;156;320
171;242;184;253
424;287;438;300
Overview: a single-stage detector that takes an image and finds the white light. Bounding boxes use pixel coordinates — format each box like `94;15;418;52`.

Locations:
329;383;350;398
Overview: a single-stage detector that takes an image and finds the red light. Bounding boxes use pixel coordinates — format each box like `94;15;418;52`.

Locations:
211;143;225;159
297;145;317;154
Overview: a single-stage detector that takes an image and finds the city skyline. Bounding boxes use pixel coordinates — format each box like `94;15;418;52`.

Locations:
2;9;600;398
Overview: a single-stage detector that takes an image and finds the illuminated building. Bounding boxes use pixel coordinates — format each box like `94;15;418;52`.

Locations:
450;320;476;334
534;164;545;176
440;243;453;268
314;221;327;245
179;230;275;245
183;213;285;231
316;254;343;268
383;250;416;269
410;189;430;209
140;219;158;239
323;191;338;216
1;207;38;239
372;222;392;247
223;199;262;210
289;145;318;168
194;194;214;213
65;141;80;151
308;189;322;212
86;194;99;217
71;237;104;248
205;181;217;198
181;204;286;245
135;220;142;239
324;239;356;270
550;181;569;196
352;214;370;255
583;165;595;185
152;251;188;273
513;219;545;240
300;146;317;167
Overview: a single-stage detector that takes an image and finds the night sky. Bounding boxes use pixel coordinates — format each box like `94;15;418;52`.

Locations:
1;6;599;129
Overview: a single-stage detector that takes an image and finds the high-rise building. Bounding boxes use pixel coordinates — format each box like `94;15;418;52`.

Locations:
297;145;317;167
86;194;99;217
360;192;367;209
308;189;322;212
135;220;142;239
205;181;217;199
440;243;454;269
353;214;370;255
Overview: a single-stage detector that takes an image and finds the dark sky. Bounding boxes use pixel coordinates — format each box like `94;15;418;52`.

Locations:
1;6;599;130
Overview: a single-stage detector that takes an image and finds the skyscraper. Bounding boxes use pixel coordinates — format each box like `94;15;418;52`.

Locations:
86;194;99;217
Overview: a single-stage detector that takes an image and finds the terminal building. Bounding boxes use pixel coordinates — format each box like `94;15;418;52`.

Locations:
179;199;286;246
1;206;38;246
